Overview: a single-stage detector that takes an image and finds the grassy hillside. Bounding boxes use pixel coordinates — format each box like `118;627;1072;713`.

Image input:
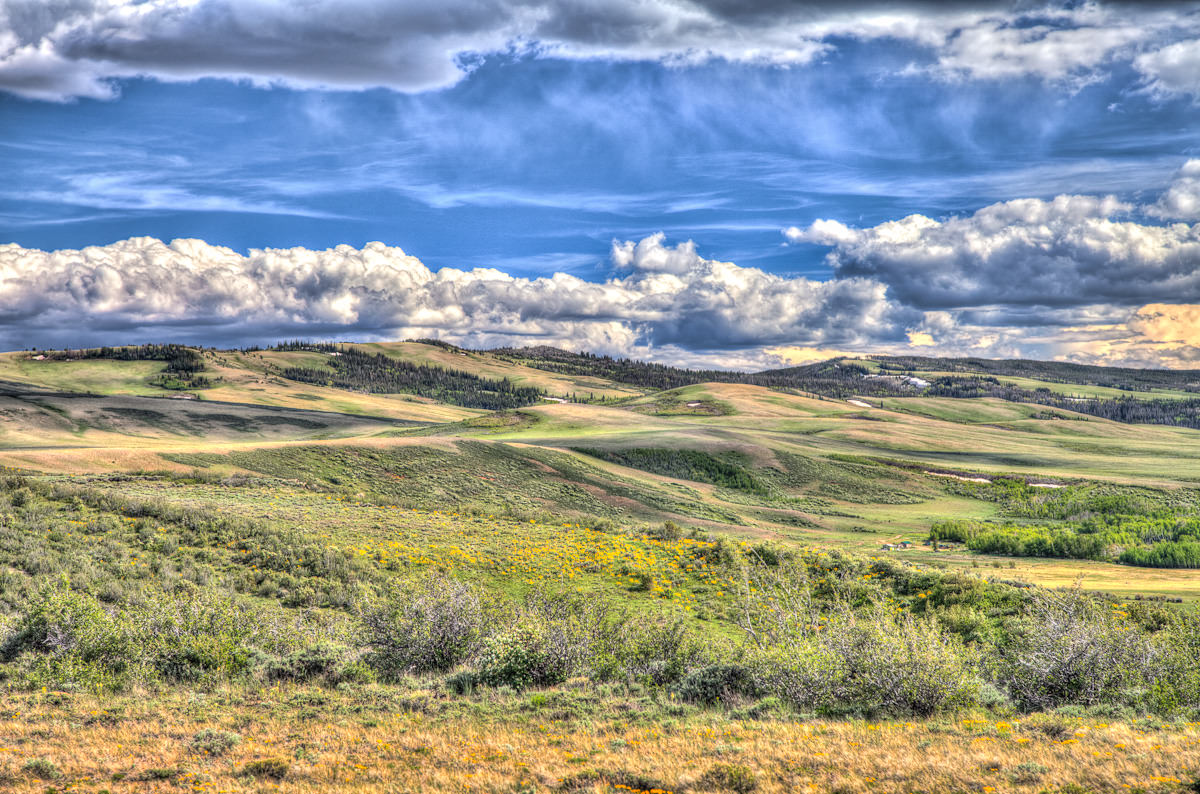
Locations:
4;343;1200;792
872;354;1200;393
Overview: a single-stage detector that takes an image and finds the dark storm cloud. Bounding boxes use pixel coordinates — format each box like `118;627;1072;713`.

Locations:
2;0;1198;101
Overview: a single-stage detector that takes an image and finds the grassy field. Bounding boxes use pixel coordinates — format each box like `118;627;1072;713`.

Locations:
895;368;1199;400
3;344;1200;792
2;356;1199;595
6;687;1200;794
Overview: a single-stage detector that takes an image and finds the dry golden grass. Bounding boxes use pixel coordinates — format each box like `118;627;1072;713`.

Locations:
3;687;1200;793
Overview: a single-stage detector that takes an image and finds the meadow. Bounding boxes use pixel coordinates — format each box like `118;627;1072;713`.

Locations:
2;343;1200;792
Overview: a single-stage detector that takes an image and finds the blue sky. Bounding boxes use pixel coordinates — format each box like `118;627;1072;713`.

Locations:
2;1;1200;367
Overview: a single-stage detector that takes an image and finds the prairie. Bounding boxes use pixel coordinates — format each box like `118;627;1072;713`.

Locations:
2;342;1200;793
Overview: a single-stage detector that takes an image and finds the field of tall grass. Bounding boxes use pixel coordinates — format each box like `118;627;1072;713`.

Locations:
3;450;1200;792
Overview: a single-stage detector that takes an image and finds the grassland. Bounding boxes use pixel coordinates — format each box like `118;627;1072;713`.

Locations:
6;686;1200;794
3;347;1200;594
3;343;1200;792
891;368;1198;401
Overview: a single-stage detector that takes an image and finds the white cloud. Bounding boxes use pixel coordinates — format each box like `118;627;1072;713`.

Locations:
1134;38;1200;99
930;12;1146;84
2;1;1199;101
1146;159;1200;220
0;233;914;358
8;232;1200;370
786;193;1200;310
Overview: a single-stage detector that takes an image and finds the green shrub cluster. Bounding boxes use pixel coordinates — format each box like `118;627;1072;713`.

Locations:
570;447;770;496
930;480;1200;567
3;472;1200;720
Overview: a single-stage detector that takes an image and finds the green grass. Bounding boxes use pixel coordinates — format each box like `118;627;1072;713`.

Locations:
4;348;1200;600
9;345;1200;793
0;356;169;396
905;369;1198;400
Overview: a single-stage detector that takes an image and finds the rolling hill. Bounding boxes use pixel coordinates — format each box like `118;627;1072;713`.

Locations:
2;341;1199;598
4;340;1200;794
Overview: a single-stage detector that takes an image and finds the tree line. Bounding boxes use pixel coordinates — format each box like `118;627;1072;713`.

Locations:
279;346;545;410
875;355;1200;393
488;347;909;398
31;344;210;388
923;375;1200;429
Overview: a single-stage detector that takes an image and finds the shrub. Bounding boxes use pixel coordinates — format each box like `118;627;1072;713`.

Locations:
239;758;289;780
731;696;788;721
478;621;569;690
648;521;683;541
140;591;259;684
1008;762;1049;785
22;758;60;780
1000;589;1159;711
1151;612;1200;712
445;670;481;695
363;578;489;678
191;729;240;756
516;591;702;685
0;584;135;691
700;762;758;793
753;606;980;717
676;664;760;705
607;615;700;684
265;641;359;685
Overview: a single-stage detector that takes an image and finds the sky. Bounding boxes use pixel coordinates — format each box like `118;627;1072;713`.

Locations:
1;0;1200;369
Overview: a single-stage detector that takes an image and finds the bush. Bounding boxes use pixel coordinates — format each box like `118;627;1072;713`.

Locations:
239;758;289;780
191;729;240;756
22;758;60;780
1000;589;1159;711
676;664;760;705
0;584;135;691
363;578;489;678
265;641;365;685
515;591;702;686
648;521;683;541
700;763;757;793
140;591;259;684
445;670;481;695
752;606;980;717
1155;617;1200;712
477;620;570;690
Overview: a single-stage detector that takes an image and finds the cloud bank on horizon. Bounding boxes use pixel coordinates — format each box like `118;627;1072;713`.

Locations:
2;1;1200;369
5;160;1200;369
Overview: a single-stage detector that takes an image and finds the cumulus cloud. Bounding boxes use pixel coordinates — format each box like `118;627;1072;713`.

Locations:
1033;303;1200;368
1146;160;1200;221
0;233;916;359
1134;38;1200;99
1128;302;1200;346
6;231;1200;370
929;8;1146;83
785;194;1200;311
2;0;1199;101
